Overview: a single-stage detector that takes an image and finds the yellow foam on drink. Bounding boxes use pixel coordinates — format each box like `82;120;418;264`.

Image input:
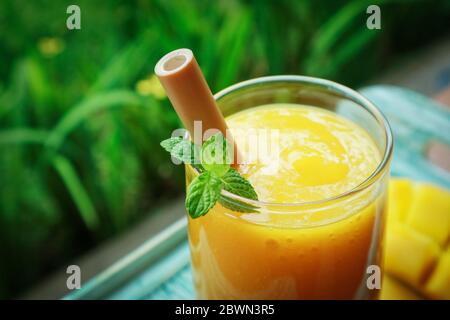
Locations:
227;104;380;203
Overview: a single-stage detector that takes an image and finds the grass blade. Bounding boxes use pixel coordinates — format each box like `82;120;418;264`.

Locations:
0;128;48;145
46;90;145;149
52;155;99;230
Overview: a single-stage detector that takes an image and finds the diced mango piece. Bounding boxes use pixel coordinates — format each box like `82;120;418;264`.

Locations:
407;183;450;246
383;178;450;299
425;249;450;299
387;179;413;224
385;223;440;288
380;275;422;300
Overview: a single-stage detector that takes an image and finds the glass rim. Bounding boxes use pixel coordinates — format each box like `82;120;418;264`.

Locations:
192;75;393;208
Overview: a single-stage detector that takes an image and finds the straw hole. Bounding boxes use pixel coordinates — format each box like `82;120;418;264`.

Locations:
163;55;187;71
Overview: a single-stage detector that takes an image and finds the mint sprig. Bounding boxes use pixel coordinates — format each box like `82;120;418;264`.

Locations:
160;133;259;218
185;171;223;218
221;168;257;200
218;168;259;213
201;133;232;177
160;136;203;172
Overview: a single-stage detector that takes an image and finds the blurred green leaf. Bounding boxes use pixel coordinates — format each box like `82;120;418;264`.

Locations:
0;128;48;145
215;8;252;89
51;155;99;230
46;90;145;149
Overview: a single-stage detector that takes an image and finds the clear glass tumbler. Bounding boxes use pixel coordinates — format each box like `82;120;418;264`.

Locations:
186;76;393;299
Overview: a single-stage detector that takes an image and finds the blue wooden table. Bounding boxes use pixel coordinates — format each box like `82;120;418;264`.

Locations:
66;85;450;300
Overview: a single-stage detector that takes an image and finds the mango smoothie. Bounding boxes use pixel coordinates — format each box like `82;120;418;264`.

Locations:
187;103;387;299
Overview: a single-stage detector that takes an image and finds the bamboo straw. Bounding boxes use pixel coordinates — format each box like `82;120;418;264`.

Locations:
155;48;238;166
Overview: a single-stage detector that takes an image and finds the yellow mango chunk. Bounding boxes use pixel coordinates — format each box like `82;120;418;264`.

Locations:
385;223;440;288
387;179;413;224
383;179;450;299
407;183;450;246
381;275;422;300
425;249;450;299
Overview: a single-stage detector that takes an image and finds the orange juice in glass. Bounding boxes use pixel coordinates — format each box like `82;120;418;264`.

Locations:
187;76;393;299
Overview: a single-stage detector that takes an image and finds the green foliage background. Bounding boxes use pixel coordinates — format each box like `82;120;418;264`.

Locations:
0;0;449;298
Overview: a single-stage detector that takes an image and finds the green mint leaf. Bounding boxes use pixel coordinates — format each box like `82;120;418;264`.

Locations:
162;133;260;217
218;195;259;213
185;171;223;219
171;140;200;164
218;168;259;213
160;137;183;153
201;132;232;177
221;168;258;200
160;137;202;171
